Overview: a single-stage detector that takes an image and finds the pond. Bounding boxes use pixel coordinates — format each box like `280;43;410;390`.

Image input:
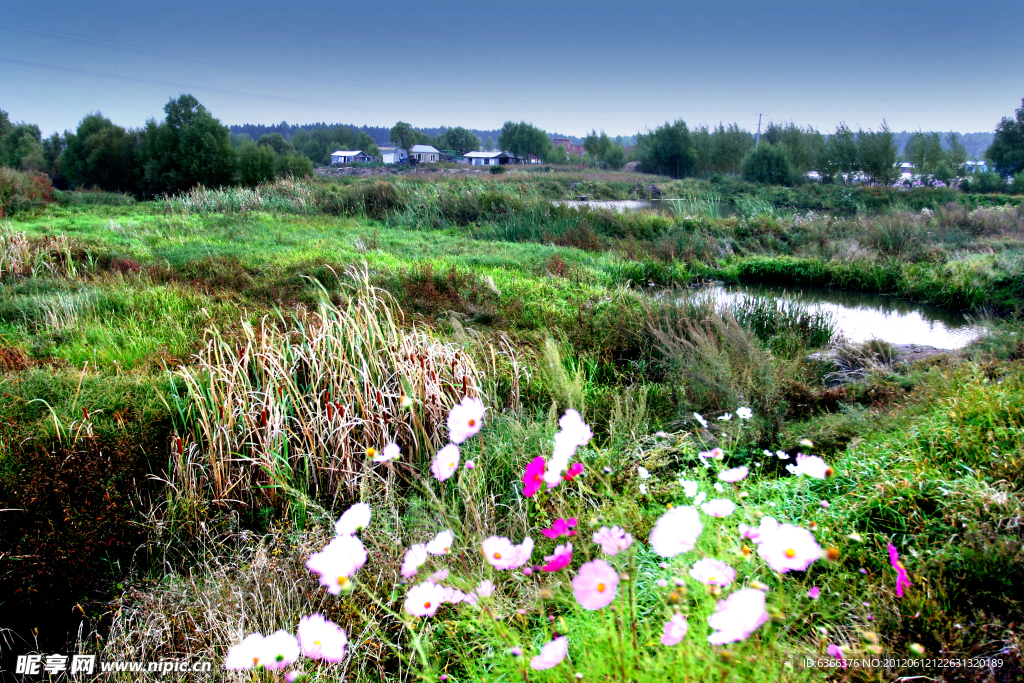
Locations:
677;284;984;349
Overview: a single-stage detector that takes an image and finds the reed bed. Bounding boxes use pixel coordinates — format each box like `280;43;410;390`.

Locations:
168;266;486;521
0;223;75;281
167;178;316;214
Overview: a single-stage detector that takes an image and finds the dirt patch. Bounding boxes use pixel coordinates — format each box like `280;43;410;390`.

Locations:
0;346;31;372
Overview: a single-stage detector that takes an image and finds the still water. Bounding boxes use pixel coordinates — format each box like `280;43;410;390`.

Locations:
679;284;983;349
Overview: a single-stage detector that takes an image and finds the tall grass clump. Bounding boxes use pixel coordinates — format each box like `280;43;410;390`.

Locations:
0;224;76;281
728;295;836;354
0;167;54;216
167;266;485;525
667;191;722;219
169;177;317;214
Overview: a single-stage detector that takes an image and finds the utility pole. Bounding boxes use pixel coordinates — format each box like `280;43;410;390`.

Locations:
755;113;763;149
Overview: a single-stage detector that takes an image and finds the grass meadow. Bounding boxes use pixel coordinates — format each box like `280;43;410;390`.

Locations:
1;167;1023;682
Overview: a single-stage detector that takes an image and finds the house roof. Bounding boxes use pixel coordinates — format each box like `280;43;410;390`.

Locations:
464;151;509;158
379;147;405;153
411;145;441;154
331;150;365;156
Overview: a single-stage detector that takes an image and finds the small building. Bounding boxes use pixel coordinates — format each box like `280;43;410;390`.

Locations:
552;137;571;151
965;160;988;174
464;151;516;166
410;145;441;163
568;144;586;156
330;150;380;165
379;146;407;164
440;150;466;163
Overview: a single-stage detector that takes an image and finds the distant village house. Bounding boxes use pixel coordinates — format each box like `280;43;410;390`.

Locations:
410;145;441;163
379;147;407;164
330;150;381;165
464;151;517;166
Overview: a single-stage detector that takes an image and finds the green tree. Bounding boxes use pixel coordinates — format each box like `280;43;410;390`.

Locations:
275;153;314;178
0;123;45;171
483;137;495;151
499;121;552;161
742;145;793;185
61;114;139;192
945;132;967;176
237;141;276;186
139;94;235;195
827;123;859;183
987;98;1024;177
857;121;899;186
634;120;697;178
42;132;65;176
711;123;754;175
257;133;291;155
439;127;480;155
389;121;417;153
905;131;944;178
0;109;12;142
548;144;569;164
692;125;714;176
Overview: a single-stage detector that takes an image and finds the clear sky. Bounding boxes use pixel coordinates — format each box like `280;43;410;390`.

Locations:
2;0;1022;137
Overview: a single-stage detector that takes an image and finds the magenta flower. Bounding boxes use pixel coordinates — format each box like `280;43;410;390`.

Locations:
563;462;583;481
827;643;847;668
523;456;546;498
807;586;820;600
888;543;912;597
529;636;568;670
541;518;578;539
541;543;573;572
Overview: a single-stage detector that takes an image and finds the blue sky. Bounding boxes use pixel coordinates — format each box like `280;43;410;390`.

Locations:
2;0;1022;137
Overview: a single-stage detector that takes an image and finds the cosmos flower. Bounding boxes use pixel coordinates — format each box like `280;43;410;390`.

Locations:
592;526;633;555
660;613;689;646
718;466;749;483
649;506;703;558
225;633;267;670
807;586;821;600
693;412;708;429
428;569;449;583
464;580;494;606
679;480;699;497
541;518;578;539
523;456;547;497
482;536;534;570
786;453;832;479
827;644;847;668
706;588;769;645
739;516;779;544
261;630;300;671
404;581;448;617
689;558;736;587
529;636;568;670
306;534;367;594
297;614;347;662
563;463;583;481
401;544;428;578
334;503;371;536
447;397;485;444
425;530;454;556
701;499;736;518
638;467;651;480
541;543;573;572
758;524;823;573
572;559;619;610
558;409;593;448
373;443;400;462
431;443;461;481
736;407;753;420
888;543;912;597
718;413;732;422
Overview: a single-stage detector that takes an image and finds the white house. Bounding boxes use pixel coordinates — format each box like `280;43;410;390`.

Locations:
379;146;407;164
410;145;441;163
464;151;515;166
330;150;380;165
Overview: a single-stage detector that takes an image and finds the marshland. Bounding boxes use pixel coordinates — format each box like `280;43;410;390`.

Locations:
2;160;1024;682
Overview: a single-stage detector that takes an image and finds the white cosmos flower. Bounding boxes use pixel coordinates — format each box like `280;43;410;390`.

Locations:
707;588;768;644
736;407;753;420
649;506;703;558
373;443;400;462
425;530;454;555
334;503;371;536
692;491;707;506
739;516;779;544
639;483;648;495
776;450;790;460
306;534;367;594
689;557;736;587
718;413;732;421
787;453;831;479
297;614;347;662
701;499;736;518
713;482;725;492
464;579;494;606
693;412;708;429
431;443;460;481
404;581;447;617
482;536;533;570
447;397;485;444
558;409;593;448
638;466;651;480
758;524;823;573
592;526;634;555
718;466;749;483
225;633;267;670
679;479;699;497
261;630;300;671
401;543;429;578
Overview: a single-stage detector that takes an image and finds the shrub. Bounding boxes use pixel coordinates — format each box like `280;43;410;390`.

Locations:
0;167;54;216
741;145;794;186
489;164;506;174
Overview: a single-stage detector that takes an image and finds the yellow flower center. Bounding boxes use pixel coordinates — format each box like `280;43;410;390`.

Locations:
337;575;350;586
785;548;796;558
709;576;716;582
314;640;322;646
468;419;476;427
367;447;376;457
494;552;501;559
597;583;606;592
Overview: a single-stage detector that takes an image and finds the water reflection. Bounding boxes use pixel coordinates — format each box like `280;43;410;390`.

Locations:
680;284;982;349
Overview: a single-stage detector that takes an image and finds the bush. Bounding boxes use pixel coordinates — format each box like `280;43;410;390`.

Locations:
960;171;1007;194
0;167;54;216
741;145;794;186
489;164;506;174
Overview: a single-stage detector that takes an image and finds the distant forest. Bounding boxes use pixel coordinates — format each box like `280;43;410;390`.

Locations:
230;121;991;158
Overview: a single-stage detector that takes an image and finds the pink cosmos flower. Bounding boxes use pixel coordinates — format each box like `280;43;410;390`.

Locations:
707;588;769;644
425;530;454;555
401;544;428;578
758;524;822;573
261;630;300;671
529;636;568;670
649;506;703;558
225;633;267;670
563;462;583;481
572;559;619;610
689;558;736;587
888;543;912;597
431;443;460;481
464;579;494;606
404;581;447;617
592;526;633;555
701;498;736;518
786;453;831;479
306;534;367;594
541;518;578;539
739;516;779;544
297;614;347;662
660;613;689;646
541;543;573;572
807;586;821;600
439;586;466;604
447;397;485;444
718;466;749;483
428;568;449;583
482;536;534;570
827;644;847;668
522;456;546;498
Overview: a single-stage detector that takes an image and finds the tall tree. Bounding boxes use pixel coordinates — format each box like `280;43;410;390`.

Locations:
711;123;754;175
742;145;793;185
857;121;899;186
389;121;417;152
0;109;12;141
987;98;1024;177
905;131;944;177
0;123;45;171
945;132;967;176
438;127;480;155
499;121;552;161
827;123;859;183
139;94;235;195
634;120;697;178
61;113;139;192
